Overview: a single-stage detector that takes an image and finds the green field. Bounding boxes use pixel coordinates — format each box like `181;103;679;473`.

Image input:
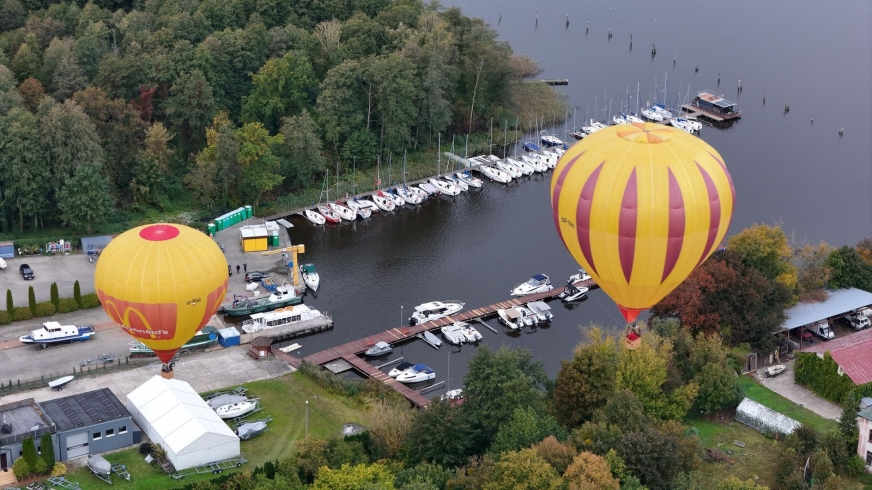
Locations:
62;373;370;489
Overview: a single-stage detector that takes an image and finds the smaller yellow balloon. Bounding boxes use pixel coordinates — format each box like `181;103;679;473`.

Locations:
94;224;228;362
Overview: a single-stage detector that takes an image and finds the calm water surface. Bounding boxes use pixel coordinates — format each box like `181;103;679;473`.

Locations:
275;1;872;393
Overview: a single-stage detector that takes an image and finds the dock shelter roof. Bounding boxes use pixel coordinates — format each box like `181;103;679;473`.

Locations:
778;288;872;332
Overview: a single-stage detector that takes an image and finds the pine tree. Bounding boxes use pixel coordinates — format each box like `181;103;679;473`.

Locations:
73;280;82;307
6;289;12;315
28;286;36;315
50;282;59;309
839;390;860;453
22;436;38;468
40;433;55;472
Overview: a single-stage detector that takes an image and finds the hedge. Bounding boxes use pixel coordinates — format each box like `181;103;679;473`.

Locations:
80;293;101;309
794;352;872;403
0;311;10;325
12;306;33;322
57;298;79;314
35;301;56;317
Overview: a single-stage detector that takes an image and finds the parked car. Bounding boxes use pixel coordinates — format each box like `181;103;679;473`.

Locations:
19;263;34;280
244;271;270;283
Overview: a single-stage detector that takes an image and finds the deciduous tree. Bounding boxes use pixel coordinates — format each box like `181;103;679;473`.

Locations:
366;399;413;460
310;463;395;490
241;51;316;132
563;451;620;490
826;245;872;291
18;77;45;112
277;109;325;190
796;241;833;301
727;224;796;290
40;99;104;196
0;108;50;231
615;339;698;421
532;436;576;475
165;69;216;153
482;448;563;490
130;121;172;207
403;400;471;468
56;160;114;232
553;327;619;428
236;122;284;211
489;406;565;456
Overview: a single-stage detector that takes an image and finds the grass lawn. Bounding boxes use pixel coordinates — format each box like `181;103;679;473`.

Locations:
60;372;371;489
735;375;837;433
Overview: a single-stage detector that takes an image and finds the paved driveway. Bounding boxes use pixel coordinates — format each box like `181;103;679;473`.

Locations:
755;359;842;420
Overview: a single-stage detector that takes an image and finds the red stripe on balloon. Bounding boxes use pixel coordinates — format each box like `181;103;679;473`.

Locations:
552;152;584;248
709;152;735;232
198;279;229;327
575;161;605;276
662;168;686;282
695;162;721;267
619;169;638;284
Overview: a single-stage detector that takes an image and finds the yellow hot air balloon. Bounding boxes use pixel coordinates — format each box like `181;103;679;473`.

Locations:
94;224;228;370
551;123;734;323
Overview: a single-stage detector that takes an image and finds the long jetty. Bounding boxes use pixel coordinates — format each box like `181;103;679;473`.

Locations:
295;279;596;408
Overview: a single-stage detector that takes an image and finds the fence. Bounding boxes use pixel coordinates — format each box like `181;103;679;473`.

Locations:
0;355;151;396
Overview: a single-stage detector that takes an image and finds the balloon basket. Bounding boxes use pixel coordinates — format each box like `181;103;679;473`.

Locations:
160;363;175;379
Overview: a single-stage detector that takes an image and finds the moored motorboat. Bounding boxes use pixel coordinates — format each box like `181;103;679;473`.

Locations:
511;274;553;296
440;388;464;402
429;177;462;196
409;300;465;325
568;268;592;283
299;263;320;291
329;201;356;221
371;192;395;211
218;286;302;316
558;282;589;302
497;308;523;330
527;301;554;322
20;321;96;347
388;361;414;377
440;323;467;345
455;170;483;188
303;209;326;225
215;400;258;419
515;306;538;326
460;323;483;343
364;341;393;357
396;364;435;384
240;304;324;334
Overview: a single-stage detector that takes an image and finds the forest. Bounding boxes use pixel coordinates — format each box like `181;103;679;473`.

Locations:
0;0;566;235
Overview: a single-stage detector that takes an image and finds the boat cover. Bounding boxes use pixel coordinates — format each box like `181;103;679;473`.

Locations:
532;274;548;282
207;394;248;409
504;309;521;319
88;454;111;475
528;301;551;314
301;264;316;273
236;421;266;440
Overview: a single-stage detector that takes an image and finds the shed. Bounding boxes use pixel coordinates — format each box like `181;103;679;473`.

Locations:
0;241;14;259
126;376;239;471
249;337;272;359
218;328;240;348
239;225;268;252
735;398;800;436
80;235;115;254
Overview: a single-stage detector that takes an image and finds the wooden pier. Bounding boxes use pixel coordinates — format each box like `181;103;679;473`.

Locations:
290;279;596;407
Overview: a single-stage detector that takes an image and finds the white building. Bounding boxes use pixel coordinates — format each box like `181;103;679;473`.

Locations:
126;376;239;471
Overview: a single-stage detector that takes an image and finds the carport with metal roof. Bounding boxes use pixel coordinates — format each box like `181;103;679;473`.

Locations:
778;288;872;348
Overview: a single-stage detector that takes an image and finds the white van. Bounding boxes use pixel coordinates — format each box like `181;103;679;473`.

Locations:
846;311;872;330
811;320;834;340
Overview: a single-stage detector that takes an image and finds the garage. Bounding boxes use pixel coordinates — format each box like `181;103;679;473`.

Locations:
65;432;89;458
0;241;14;259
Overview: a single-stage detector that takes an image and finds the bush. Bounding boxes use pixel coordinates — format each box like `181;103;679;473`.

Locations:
32;458;48;475
50;283;59;309
28;286;36;315
12;457;30;480
80;293;101;309
139;442;153;455
56;298;79;314
12;307;33;321
847;454;866;477
0;310;11;325
50;462;67;477
6;289;12;315
34;302;56;317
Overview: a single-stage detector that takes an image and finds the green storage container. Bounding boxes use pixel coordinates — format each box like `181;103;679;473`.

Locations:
269;235;279;246
214;219;223;231
207;223;216;235
244;205;253;219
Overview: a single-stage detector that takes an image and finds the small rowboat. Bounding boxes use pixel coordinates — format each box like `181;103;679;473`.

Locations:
764;364;786;377
48;375;74;391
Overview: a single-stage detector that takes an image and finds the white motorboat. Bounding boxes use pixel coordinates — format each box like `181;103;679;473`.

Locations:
478;165;511;183
354;197;380;213
764;364;787;378
641;107;663;122
241;304;324;334
20;321;96;347
455;170;483;188
364;341;393;357
447;174;468;191
396;185;421;204
409;300;465;325
506;157;534;175
612;114;631;125
559;282;589;302
497;308;523;330
371;192;395;211
382;189;405;207
520;155;548;173
539;130;565;148
215;400;258;419
460;323;483;343
568;268;592;283
388;361;414;377
495;160;522;179
676;116;702;131
317;203;340;223
441;388;464;402
48;375;75;391
429;178;462;196
396;364;435;384
303;209;325;225
440;323;468;345
527;301;554;322
329;201;356;221
511;274;553;296
206;394;248;409
515;306;538;326
299;263;320;291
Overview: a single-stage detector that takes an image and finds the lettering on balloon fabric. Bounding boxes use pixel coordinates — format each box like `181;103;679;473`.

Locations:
96;290;177;340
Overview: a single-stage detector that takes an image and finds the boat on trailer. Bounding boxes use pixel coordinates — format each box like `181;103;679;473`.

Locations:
20;321;95;347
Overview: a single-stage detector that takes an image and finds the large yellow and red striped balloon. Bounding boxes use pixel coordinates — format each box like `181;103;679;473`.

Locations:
94;224;228;363
551;123;734;323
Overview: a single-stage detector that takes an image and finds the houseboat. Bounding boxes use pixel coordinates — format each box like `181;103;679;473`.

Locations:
241;304;324;334
690;91;741;121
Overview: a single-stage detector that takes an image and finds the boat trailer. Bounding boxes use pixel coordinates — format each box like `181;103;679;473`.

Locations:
46;477;81;489
202;386;248;401
171;455;248;479
80;353;117;368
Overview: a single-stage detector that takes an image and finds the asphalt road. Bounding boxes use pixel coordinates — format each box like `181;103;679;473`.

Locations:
0;218;295;385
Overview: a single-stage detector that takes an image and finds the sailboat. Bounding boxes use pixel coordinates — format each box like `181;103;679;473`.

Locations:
316;172;340;223
329;168;356;221
396;150;422;204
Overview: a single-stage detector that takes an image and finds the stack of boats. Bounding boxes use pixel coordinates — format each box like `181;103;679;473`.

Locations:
440;321;483;346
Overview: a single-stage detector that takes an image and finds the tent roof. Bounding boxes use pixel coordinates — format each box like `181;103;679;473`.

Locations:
127;376;237;454
778;288;872;331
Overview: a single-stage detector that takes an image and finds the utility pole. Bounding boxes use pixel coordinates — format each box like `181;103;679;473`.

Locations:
305;400;309;438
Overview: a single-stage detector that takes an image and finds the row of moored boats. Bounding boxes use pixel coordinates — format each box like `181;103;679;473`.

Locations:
570;106;703;140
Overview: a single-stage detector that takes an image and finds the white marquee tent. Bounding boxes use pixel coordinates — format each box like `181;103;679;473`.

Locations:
126;376;239;470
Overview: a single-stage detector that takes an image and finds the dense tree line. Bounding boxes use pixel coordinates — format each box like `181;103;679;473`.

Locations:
0;0;559;233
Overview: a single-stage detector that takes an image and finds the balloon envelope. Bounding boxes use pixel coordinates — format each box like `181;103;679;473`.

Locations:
550;123;734;322
94;224;228;363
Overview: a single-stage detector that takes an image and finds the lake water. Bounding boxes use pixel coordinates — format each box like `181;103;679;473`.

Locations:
273;1;872;392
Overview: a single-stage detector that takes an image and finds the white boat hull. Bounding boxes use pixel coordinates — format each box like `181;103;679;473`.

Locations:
329;202;356;221
303;209;325;225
